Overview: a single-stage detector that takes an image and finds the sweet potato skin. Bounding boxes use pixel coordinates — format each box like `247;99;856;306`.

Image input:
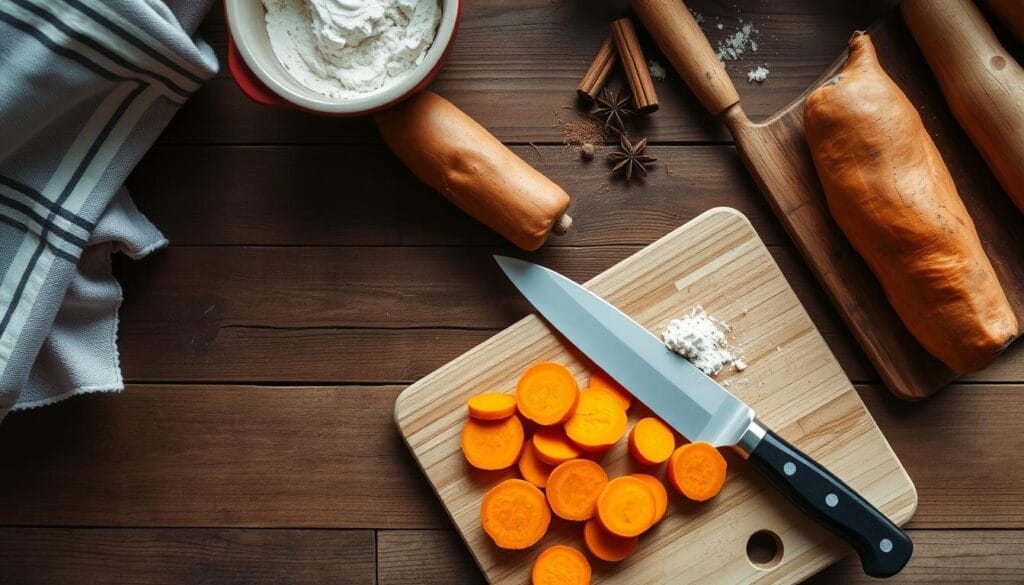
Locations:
804;33;1017;373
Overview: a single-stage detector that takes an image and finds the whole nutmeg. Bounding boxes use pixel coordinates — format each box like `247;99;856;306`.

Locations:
580;142;596;160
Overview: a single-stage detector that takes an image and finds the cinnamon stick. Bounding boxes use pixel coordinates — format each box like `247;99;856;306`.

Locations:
611;18;659;114
577;34;616;101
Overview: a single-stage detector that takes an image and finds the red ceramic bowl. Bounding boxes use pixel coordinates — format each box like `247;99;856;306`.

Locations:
225;0;460;116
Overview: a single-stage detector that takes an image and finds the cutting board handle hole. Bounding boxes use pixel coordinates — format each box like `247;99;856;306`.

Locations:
746;529;783;570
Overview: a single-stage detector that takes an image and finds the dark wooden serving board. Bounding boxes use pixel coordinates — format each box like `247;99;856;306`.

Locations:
643;4;1024;400
737;12;1024;400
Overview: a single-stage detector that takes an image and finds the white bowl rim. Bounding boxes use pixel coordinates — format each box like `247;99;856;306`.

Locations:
226;0;458;114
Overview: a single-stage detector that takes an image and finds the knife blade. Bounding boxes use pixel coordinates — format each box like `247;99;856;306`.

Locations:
495;255;912;578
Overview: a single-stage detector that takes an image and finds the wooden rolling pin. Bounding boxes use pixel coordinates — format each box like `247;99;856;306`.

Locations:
630;0;738;118
375;92;571;251
902;0;1024;214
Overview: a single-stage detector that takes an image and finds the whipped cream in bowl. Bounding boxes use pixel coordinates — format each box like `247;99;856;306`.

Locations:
225;0;459;115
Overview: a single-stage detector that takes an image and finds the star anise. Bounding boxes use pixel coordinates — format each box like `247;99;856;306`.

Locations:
589;87;635;135
608;135;657;181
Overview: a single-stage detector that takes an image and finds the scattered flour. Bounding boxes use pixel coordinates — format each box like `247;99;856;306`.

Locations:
746;65;769;83
691;11;770;77
263;0;441;99
662;305;746;376
647;59;666;81
716;22;759;61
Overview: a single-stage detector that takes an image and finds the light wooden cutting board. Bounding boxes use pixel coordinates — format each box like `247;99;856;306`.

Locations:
395;208;917;584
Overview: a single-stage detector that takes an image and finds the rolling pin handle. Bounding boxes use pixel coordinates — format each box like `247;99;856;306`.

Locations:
551;214;573;236
630;0;740;117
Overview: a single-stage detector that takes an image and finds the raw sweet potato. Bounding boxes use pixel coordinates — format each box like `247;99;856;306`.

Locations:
630;473;668;523
583;518;638;562
564;389;628;451
532;426;582;466
587;370;632;411
667;442;727;502
595;476;657;537
481;479;551;549
804;32;1018;373
461;416;524;471
546;459;609;521
516;362;580;426
532;545;591;585
519;442;556;488
375;92;571;251
467;393;517;420
628;417;675;465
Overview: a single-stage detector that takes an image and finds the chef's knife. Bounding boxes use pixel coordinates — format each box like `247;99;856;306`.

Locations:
495;256;912;578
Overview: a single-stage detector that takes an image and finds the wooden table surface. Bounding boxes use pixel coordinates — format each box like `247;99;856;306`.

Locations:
1;1;1022;583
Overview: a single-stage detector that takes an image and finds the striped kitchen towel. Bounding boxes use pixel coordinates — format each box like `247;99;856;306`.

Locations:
0;0;218;422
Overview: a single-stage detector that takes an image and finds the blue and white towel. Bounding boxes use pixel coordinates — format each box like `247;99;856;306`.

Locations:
0;0;218;422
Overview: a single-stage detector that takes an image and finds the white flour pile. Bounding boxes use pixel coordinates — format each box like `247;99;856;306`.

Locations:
747;65;769;83
647;59;666;81
716;22;759;61
662;305;746;376
694;14;771;87
263;0;441;99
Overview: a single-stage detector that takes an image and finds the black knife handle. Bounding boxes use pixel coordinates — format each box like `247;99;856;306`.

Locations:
746;426;912;578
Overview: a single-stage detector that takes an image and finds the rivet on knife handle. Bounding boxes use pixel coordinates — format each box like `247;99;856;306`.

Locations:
742;421;914;578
